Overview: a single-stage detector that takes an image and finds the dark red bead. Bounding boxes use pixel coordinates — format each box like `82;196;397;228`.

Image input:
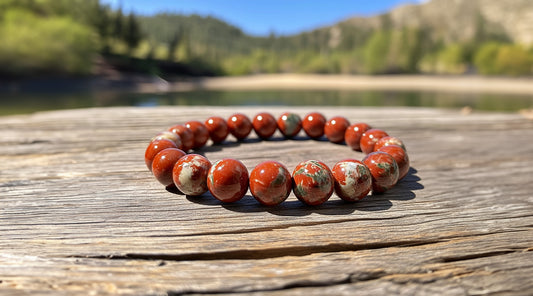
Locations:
249;161;292;206
345;123;371;151
144;139;178;171
207;158;249;202
302;112;326;139
331;159;372;202
277;112;302;138
252;112;277;139
378;145;410;180
324;116;350;143
205;116;229;144
374;136;406;152
227;113;253;141
173;154;211;196
185;121;210;149
292;160;334;205
168;124;194;152
151;148;186;186
360;129;389;154
363;151;399;194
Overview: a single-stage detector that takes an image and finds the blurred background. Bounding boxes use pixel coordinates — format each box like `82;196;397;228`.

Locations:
1;0;532;114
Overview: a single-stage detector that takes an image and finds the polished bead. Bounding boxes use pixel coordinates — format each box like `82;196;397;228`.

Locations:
345;123;371;151
144;139;178;171
249;161;292;206
185;121;210;149
227;113;253;141
173;154;211;196
363;151;399;193
292;160;334;205
324;116;350;143
374;136;406;152
151;148;186;186
331;159;372;202
360;129;389;154
207;158;249;202
152;131;183;149
302;112;326;139
252;112;277;139
205;116;229;144
168;124;194;152
378;145;410;180
277;112;302;138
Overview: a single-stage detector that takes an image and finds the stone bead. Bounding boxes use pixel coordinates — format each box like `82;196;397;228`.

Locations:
324;116;350;143
144;139;178;171
173;154;211;196
331;159;372;202
277;112;302;138
378;145;410;180
252;112;277;140
207;158;249;203
168;124;194;152
302;112;326;139
151;131;183;150
345;123;371;151
205;116;229;144
360;129;389;154
292;160;334;205
249;161;292;206
227;113;253;141
185;121;210;150
374;136;406;152
151;148;186;186
363;151;399;194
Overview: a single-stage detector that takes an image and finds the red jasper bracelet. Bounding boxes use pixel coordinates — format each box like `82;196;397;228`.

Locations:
145;112;410;206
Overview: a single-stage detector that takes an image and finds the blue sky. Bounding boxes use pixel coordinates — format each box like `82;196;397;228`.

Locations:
102;0;425;36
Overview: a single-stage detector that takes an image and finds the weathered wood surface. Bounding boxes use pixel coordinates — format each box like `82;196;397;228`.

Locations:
0;106;532;295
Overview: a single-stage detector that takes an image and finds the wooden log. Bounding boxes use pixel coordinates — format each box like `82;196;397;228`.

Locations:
0;106;532;295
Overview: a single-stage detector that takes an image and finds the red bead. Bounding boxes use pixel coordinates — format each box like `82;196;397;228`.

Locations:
345;123;371;151
363;151;399;194
360;129;389;154
378;145;410;180
249;161;292;206
277;112;302;138
207;158;249;202
324;116;350;143
252;112;277;139
302;112;326;139
185;121;210;149
144;139;178;171
331;159;372;202
292;160;334;205
374;136;406;152
168;124;194;152
152;131;183;149
227;113;253;141
173;154;211;196
205;116;229;144
151;148;186;186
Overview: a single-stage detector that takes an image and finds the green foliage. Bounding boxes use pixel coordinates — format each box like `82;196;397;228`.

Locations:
494;45;532;76
474;42;502;75
363;30;391;74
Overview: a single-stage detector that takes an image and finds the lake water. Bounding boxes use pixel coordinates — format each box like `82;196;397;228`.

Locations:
1;89;532;115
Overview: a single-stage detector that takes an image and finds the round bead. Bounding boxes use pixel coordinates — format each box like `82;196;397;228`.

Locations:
152;131;183;149
227;113;253;141
252;112;277;140
363;151;399;194
145;139;178;171
292;160;334;205
185;121;209;149
360;129;389;154
277;112;302;138
374;136;406;152
331;159;372;202
168;124;194;152
378;145;410;180
324;116;350;143
302;112;326;139
249;161;292;206
173;154;211;196
207;158;249;202
151;148;186;186
205;116;229;144
345;123;371;151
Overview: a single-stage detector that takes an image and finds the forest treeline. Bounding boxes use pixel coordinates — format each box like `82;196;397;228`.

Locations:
1;0;532;77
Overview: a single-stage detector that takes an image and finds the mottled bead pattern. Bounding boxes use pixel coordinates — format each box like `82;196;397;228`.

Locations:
292;160;334;205
277;112;302;138
332;159;372;202
374;136;406;152
378;145;410;180
173;154;211;196
250;161;292;206
363;151;399;194
151;131;183;149
207;158;249;203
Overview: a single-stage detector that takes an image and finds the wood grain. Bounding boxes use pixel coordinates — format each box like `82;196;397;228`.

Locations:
1;106;532;295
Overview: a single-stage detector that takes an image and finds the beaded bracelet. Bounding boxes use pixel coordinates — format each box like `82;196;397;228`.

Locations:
145;112;410;206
